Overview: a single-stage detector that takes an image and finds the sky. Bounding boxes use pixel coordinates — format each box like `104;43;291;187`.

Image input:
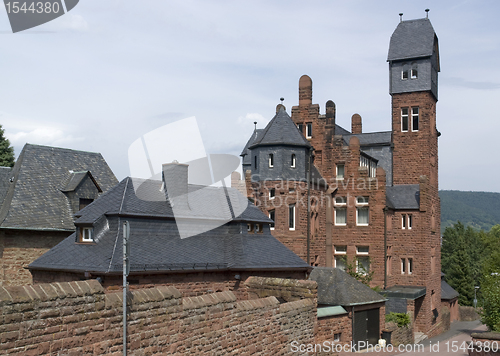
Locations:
0;1;499;192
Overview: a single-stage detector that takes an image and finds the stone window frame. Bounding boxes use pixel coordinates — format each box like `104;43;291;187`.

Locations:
288;204;295;231
334;196;347;226
356;196;369;226
336;163;345;180
269;210;275;230
306;122;312;139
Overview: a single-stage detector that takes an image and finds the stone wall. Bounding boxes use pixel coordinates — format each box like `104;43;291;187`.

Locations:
0;279;317;355
460;306;481;321
469;332;500;356
0;230;69;287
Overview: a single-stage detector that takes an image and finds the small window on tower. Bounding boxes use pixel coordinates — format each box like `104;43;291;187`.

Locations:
269;154;274;167
297;123;304;133
289;204;295;230
401;108;409;132
291;154;296;168
411;68;418;79
254;156;257;169
269;188;275;199
269;210;275;230
402;70;408;80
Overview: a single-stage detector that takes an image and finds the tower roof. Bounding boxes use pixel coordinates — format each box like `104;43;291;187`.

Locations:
249;107;311;149
387;18;439;68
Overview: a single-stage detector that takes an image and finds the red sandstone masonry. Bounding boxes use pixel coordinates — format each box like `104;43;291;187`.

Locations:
0;279;317;355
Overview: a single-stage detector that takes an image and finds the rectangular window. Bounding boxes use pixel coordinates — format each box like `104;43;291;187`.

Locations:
356;197;369;226
269;154;274;167
401;258;406;274
306;122;312;139
334;333;341;342
335;245;347;254
254;156;257;169
408;214;413;229
411;68;418;79
401;108;409;132
402;70;408;80
408;258;413;274
387;256;392;276
336;164;345;180
255;223;263;233
402;214;406;229
291;154;296;168
297;123;304;133
412;107;419;131
334;197;346;226
269;210;275;230
81;227;93;242
356;246;369;254
357;256;370;274
335;256;346;271
247;223;254;233
289;204;295;230
269;188;275;199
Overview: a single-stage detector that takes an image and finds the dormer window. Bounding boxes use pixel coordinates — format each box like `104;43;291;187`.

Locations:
79;227;93;243
291;154;296;168
269;154;274;168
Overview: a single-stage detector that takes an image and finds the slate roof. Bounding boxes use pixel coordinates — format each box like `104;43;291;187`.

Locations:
386;184;420;210
29;177;310;274
0;144;118;231
249;108;312;149
342;131;392;146
388;18;438;62
61;171;102;193
241;129;263;165
0;166;12;210
309;267;386;306
441;280;459;301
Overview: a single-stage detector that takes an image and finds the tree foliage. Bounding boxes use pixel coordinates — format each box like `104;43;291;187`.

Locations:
0;125;14;167
342;256;374;287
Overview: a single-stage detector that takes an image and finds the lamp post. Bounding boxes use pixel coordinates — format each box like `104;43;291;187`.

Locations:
474;286;479;308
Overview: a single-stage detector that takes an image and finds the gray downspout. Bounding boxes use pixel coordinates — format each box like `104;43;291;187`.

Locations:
384;207;388;290
306;148;312;266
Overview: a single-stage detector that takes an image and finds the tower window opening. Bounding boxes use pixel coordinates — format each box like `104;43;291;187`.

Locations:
412;107;419;131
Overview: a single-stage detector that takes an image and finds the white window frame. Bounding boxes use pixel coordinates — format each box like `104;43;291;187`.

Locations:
289;204;295;230
291;154;296;168
334;197;347;226
268;153;274;168
306;122;312;139
334;256;347;271
411;107;419;132
356;246;369;255
247;223;254;233
411;68;418;79
335;245;347;254
255;224;262;233
269;210;275;230
401;108;409;132
81;227;93;242
408;258;413;275
269;188;275;200
356;197;369;226
336;164;345;180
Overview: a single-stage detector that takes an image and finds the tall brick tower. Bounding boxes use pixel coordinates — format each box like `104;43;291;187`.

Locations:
386;14;442;336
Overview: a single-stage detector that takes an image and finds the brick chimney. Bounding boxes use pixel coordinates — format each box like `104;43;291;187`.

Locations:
162;162;189;209
351;114;362;134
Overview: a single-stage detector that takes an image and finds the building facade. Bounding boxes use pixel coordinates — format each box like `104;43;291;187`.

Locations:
237;16;442;337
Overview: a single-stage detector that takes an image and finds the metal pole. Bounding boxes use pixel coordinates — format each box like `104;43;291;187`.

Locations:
123;221;130;356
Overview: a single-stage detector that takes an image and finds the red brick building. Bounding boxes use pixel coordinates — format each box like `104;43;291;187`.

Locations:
238;16;443;338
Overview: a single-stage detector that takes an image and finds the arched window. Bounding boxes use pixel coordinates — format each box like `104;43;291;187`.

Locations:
402;63;409;80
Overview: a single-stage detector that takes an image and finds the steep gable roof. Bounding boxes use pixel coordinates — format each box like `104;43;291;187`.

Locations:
388;18;438;63
0;166;12;209
240;129;263;165
0;144;118;231
441;280;459;301
249;108;311;149
309;267;386;306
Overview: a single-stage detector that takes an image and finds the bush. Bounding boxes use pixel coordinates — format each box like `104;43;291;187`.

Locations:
386;312;411;327
481;274;500;332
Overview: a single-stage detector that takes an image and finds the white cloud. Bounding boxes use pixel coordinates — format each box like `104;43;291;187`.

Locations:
237;113;268;129
6;127;83;147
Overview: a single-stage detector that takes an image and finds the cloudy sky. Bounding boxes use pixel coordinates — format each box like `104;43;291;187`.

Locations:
0;1;499;192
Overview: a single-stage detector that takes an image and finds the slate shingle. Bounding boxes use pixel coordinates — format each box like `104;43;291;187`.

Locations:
386;185;420;210
388;18;437;62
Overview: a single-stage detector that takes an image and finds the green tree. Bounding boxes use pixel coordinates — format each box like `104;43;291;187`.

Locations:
441;222;477;305
343;256;374;286
0;125;14;167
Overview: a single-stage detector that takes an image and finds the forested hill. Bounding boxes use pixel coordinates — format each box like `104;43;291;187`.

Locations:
440;190;500;232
